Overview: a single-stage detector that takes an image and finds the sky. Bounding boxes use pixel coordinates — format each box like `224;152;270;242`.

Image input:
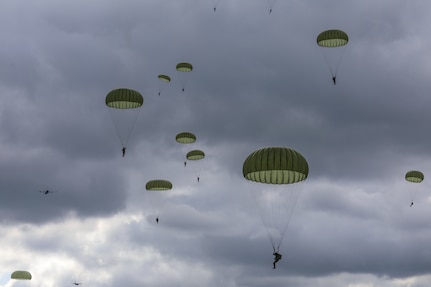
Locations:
1;0;431;286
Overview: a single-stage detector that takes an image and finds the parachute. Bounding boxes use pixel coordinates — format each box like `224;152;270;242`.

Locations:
146;179;173;191
243;146;309;253
157;74;171;96
11;270;32;280
105;88;143;109
186;149;205;182
267;0;277;13
176;62;193;72
158;74;171;82
175;132;197;144
405;170;424;183
317;29;348;85
211;0;219;11
405;170;424;206
186;149;205;161
146;179;173;222
176;62;193;92
105;88;143;150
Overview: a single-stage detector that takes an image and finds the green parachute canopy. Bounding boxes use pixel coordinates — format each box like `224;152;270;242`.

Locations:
146;180;173;191
176;132;197;144
158;74;171;82
186;150;205;160
243;147;309;184
11;270;32;280
105;88;143;109
405;170;424;183
176;62;193;72
317;29;349;47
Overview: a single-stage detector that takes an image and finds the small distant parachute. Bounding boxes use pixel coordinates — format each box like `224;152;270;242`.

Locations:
243;146;308;253
158;74;171;82
105;88;143;151
405;170;424;206
11;270;32;280
317;29;349;85
176;62;193;92
38;189;56;195
211;0;219;11
186;149;205;182
157;74;171;96
176;132;197;144
267;0;277;13
146;179;173;223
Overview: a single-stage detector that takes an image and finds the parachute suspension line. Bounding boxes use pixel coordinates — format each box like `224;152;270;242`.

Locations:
123;106;143;148
408;188;419;204
275;182;303;252
267;184;300;252
187;161;201;182
108;106;143;149
319;48;335;78
268;185;282;251
333;46;348;78
247;181;277;252
319;45;348;78
108;109;126;148
149;191;163;219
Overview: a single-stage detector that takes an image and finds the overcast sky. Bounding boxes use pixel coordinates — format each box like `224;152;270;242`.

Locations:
1;0;431;286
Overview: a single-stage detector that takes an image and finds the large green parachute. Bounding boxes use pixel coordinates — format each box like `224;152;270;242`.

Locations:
317;29;349;84
11;270;32;280
105;88;143;109
243;146;308;253
186;150;205;160
176;62;193;72
405;170;424;183
317;29;349;48
176;132;197;144
105;88;144;150
146;180;173;191
243;147;309;184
